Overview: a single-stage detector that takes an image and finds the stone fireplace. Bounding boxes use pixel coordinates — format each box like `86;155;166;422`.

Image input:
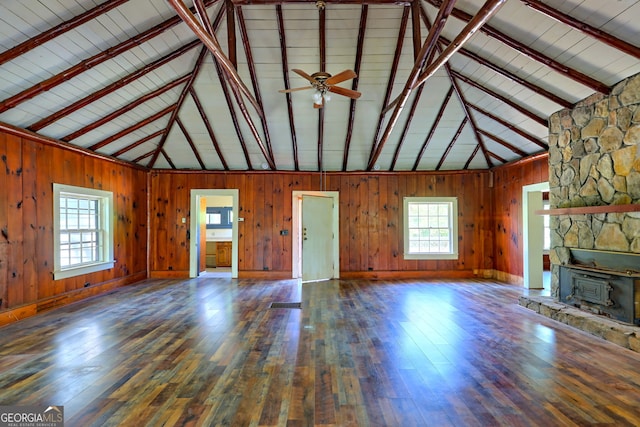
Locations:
547;72;640;303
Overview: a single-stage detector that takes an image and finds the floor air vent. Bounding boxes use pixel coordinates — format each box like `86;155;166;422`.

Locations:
270;302;302;309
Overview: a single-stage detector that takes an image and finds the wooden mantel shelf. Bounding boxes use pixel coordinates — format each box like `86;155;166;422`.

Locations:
535;204;640;215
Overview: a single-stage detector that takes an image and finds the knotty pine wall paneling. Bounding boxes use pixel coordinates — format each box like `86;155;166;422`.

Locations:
0;127;148;325
491;154;549;282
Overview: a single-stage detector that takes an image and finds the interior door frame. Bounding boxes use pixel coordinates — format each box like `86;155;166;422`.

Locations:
189;189;239;278
292;190;340;279
522;182;549;289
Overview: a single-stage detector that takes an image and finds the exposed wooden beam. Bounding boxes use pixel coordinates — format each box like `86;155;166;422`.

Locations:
161;149;177;169
439;36;573;109
276;5;300;171
110;129;165;158
367;5;410;166
0;0;129;66
193;0;276;170
176;117;207;169
468;103;548;150
168;0;263;117
521;0;640;60
436;117;468;170
189;88;230;170
367;0;460;170
425;0;610;94
488;150;507;164
412;85;454;171
148;47;210;168
389;85;425;171
88;105;177;152
341;5;368;171
0;1;216;115
227;0;237;68
231;0;409;4
463;144;481;169
318;5;326;171
450;69;548;127
477;129;527;157
237;6;275;163
27;40;201;132
61;74;191;142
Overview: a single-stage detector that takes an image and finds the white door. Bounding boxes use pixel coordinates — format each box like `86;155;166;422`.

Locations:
301;195;334;282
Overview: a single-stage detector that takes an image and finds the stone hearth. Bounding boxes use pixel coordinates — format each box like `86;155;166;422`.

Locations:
519;294;640;353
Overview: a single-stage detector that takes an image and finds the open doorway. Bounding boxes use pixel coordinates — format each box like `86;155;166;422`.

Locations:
291;191;340;281
522;182;549;290
189;189;239;278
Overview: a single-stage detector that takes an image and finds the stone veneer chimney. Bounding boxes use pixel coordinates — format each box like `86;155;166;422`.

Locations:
548;72;640;299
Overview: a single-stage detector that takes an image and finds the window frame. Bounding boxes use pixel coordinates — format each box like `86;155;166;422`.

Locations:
403;196;459;260
53;183;114;280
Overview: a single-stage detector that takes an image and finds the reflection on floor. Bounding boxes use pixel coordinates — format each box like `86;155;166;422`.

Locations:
201;267;232;278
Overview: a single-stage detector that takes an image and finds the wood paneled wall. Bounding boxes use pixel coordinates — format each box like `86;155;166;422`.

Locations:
0;126;147;324
149;170;495;278
492;154;549;280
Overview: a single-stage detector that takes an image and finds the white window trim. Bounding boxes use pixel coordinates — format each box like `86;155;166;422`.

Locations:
53;183;115;280
403;196;459;260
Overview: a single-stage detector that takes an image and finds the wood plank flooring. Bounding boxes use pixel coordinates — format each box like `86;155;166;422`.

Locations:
1;277;640;426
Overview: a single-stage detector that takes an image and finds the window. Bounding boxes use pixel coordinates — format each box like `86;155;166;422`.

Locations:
206;207;233;229
403;197;458;260
53;184;114;280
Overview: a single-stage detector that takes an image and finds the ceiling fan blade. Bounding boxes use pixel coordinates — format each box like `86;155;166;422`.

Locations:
327;85;362;99
325;69;357;85
279;86;313;93
292;69;317;84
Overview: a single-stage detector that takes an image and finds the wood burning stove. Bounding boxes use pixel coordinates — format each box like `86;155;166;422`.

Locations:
559;249;640;326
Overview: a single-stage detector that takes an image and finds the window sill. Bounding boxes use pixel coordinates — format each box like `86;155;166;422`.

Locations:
54;260;115;280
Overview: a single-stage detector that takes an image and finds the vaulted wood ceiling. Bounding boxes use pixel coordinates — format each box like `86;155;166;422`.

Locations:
1;0;639;172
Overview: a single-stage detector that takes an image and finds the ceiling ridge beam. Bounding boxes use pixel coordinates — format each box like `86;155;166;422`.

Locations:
61;74;191;142
468;102;548;150
367;5;411;167
276;5;300;171
0;0;217;115
318;3;326;172
521;0;640;60
148;46;210;168
176;117;207;169
438;35;573;108
412;85;454;171
88;104;177;152
0;0;130;66
189;88;229;170
341;5;368;171
27;40;201;132
436;117;468;170
424;0;610;93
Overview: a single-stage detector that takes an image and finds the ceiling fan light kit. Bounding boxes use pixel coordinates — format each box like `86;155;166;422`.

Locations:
279;68;361;109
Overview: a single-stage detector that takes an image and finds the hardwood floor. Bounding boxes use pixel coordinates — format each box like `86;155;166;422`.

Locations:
1;277;640;426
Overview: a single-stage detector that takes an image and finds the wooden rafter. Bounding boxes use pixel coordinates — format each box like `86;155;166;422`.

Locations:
477;129;527;157
148;47;210;168
468;103;548;150
226;0;237;68
0;1;216;115
0;0;129;66
62;74;191;142
521;0;640;60
367;5;410;166
341;5;368;171
276;5;300;171
436;117;468;170
424;0;610;94
88;105;177;152
412;85;454;171
188;88;229;170
110;130;165;158
176;117;207;169
27;40;201;132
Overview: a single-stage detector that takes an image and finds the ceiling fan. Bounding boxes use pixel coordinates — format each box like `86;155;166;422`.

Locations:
279;69;362;108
